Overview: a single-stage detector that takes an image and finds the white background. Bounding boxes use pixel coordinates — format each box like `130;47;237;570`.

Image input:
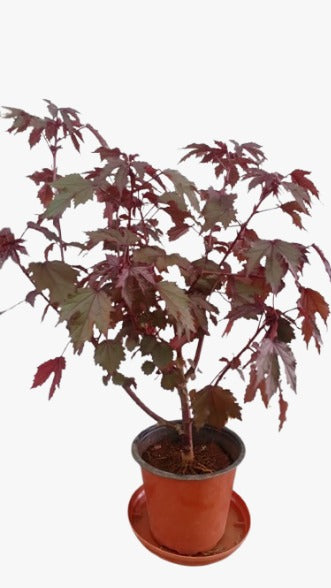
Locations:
1;1;330;586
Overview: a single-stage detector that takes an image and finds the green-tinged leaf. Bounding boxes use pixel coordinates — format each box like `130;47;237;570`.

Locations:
202;191;237;230
132;246;165;264
87;228;139;248
159;191;186;211
191;386;242;429
140;335;158;355
163;169;199;211
111;372;136;388
126;335;139;351
94;340;125;373
277;317;295;342
158;280;195;337
282;181;311;211
29;260;78;304
246;239;307;293
151;341;173;369
246;239;270;274
44;174;94;218
161;370;184;390
155;253;192;273
141;361;155;375
60;288;112;350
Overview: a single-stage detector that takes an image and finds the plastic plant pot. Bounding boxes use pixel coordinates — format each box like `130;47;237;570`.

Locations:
131;422;246;555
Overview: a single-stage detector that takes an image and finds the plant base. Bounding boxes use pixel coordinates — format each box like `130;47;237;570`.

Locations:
128;485;250;566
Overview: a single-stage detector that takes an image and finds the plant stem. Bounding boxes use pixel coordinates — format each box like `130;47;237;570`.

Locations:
123;383;175;427
178;387;194;462
0;299;25;315
50;132;65;262
185;332;205;380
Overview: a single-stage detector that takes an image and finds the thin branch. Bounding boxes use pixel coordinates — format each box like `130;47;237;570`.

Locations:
185;333;205;379
211;319;266;386
123;383;176;427
0;299;25;316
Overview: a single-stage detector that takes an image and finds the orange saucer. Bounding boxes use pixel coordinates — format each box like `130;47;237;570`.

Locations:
128;485;250;566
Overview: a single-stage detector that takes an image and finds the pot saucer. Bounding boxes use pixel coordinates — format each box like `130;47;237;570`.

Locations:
128;485;250;566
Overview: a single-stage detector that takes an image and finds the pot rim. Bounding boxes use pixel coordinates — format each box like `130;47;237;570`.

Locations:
131;421;245;481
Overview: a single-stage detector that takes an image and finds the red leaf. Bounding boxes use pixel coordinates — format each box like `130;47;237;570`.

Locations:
311;244;331;281
31;357;66;399
291;169;319;197
280;201;306;229
38;183;53;206
29;127;43;148
0;228;27;268
28;168;54;185
297;288;329;351
167;224;190;241
278;392;288;431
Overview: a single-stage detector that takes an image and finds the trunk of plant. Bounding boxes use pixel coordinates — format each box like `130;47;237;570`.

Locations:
179;388;195;464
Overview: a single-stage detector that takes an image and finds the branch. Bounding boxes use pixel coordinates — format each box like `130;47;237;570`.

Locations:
123;383;176;428
185;333;205;379
211;319;266;386
0;299;25;316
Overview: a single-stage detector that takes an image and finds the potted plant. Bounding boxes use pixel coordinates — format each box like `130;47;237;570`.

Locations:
1;101;330;564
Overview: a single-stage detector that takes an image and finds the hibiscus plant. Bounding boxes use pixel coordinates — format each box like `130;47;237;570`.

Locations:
1;100;330;463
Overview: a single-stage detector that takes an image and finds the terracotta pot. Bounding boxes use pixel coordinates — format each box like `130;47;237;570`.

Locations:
131;422;245;555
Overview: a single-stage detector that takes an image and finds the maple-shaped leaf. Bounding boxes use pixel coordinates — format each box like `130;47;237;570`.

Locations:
151;341;173;369
311;244;331;281
191;386;242;429
290;169;319;197
244;363;267;404
224;302;265;334
297;287;329;351
132;246;165;264
86;228;139;249
246;239;307;293
282;181;312;211
28;168;54;185
163;169;199;211
255;339;281;402
200;188;237;230
281;201;308;230
158;280;195;338
44;174;94;218
247;337;296;407
94;340;125;374
31;356;66;400
243;168;283;194
272;340;296;391
60;288;113;351
277;317;295;343
29;126;44;148
141;360;155;375
29;260;78;304
0;228;27;268
278;392;288;431
37;183;53;206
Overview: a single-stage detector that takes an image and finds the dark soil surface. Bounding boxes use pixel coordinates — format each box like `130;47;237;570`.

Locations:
142;438;232;475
